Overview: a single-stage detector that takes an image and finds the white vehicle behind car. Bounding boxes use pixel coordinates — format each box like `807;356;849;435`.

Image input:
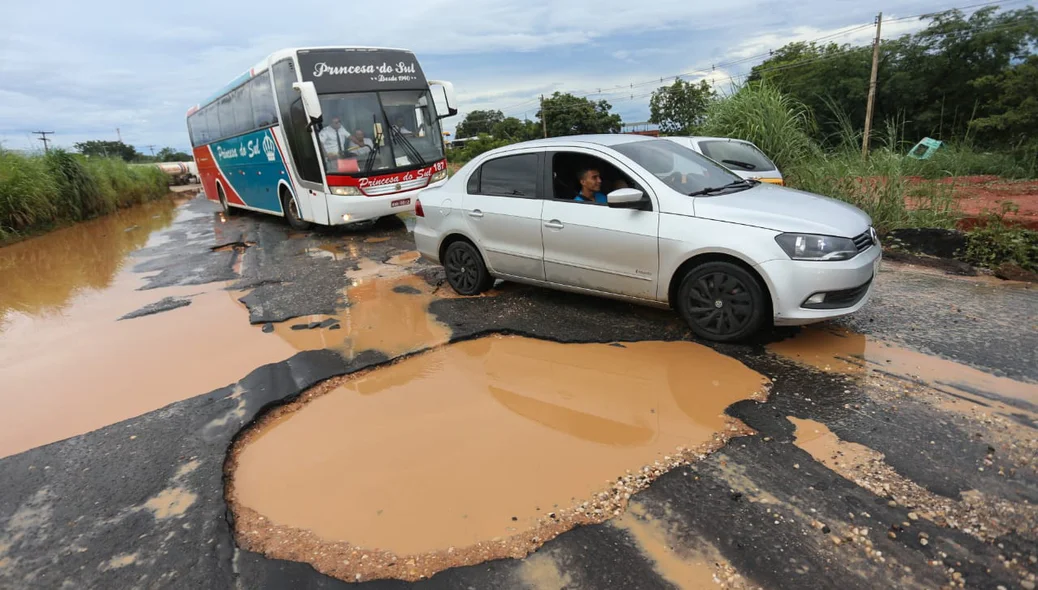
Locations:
663;136;784;185
413;135;879;342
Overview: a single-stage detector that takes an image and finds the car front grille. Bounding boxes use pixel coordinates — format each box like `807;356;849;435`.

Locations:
852;228;875;253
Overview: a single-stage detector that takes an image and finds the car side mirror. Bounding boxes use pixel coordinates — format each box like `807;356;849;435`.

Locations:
292;81;323;129
606;188;646;209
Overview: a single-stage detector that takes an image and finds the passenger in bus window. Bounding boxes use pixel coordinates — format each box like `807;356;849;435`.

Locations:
347;129;373;156
319;117;351;158
391;116;413;136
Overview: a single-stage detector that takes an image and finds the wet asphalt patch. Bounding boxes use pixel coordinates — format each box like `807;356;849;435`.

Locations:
118;295;193;320
1;195;1035;589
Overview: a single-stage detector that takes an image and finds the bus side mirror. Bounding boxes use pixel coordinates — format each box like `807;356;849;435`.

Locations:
292;81;323;129
428;80;458;119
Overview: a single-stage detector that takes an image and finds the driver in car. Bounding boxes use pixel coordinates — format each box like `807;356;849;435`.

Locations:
574;167;608;204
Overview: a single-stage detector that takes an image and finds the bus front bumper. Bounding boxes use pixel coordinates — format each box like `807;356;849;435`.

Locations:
325;178;448;224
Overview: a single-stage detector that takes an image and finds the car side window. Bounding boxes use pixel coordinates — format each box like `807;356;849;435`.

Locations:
466;168;480;194
471;154;539;198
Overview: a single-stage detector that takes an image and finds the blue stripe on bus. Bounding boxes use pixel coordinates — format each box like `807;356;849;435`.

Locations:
210;128;289;213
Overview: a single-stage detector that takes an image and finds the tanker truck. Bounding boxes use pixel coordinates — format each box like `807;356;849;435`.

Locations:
153;161;199;185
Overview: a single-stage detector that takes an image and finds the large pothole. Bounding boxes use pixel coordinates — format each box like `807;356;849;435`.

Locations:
226;334;770;582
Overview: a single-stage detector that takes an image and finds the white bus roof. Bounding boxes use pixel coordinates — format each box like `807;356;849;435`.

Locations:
187;46;416;116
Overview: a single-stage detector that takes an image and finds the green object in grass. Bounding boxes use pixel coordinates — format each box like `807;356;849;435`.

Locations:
907;137;943;160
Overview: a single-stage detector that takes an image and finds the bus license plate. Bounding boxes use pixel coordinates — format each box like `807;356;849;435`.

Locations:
391;198;410;208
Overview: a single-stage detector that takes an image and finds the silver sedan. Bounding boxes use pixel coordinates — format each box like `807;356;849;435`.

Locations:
413;134;881;342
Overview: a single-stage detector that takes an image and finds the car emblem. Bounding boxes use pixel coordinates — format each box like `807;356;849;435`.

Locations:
714;300;723;309
395;183;402;191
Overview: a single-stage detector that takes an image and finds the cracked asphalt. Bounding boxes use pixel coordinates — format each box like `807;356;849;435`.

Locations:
0;193;1035;590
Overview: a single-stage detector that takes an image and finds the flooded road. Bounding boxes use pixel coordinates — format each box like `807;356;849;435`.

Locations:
2;191;1036;590
229;335;768;581
0;196;301;457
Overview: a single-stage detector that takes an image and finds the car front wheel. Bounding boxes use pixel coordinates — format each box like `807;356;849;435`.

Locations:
676;261;766;342
444;240;494;295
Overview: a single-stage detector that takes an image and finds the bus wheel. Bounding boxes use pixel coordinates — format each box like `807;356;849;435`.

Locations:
281;190;311;231
217;185;233;215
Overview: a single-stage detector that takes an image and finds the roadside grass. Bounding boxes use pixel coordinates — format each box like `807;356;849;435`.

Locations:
963;202;1038;273
0;149;169;242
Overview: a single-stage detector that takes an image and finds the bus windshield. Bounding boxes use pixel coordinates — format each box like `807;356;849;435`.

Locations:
317;89;444;176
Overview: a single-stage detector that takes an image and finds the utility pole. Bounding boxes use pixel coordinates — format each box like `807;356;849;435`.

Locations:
861;12;883;159
144;145;156;157
540;95;547;138
116;128;122;143
33;131;54;153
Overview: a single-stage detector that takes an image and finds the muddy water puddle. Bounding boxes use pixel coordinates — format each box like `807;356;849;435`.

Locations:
768;326;1038;407
229;335;769;582
265;258;451;358
0;198;301;458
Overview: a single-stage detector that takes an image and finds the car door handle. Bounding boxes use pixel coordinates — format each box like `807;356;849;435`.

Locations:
544;220;564;229
468;209;484;218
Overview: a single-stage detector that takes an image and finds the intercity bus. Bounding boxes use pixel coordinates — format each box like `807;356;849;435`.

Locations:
185;46;457;229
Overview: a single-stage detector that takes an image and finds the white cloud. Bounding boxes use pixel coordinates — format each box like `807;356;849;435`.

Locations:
0;0;969;151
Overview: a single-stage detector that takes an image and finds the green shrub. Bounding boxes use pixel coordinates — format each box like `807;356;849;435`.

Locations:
964;202;1038;272
0;150;60;237
700;81;820;172
0;151;171;241
45;150;108;219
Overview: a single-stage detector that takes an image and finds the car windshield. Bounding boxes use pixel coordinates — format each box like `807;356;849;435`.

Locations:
613;139;749;196
697;140;777;172
316;90;444;176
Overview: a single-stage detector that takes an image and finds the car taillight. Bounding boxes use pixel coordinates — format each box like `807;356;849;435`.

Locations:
415;199;424;217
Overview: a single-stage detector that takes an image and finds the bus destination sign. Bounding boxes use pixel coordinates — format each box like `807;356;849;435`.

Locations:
297;49;429;93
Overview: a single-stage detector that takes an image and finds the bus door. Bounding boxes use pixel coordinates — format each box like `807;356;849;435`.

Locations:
271;59;329;224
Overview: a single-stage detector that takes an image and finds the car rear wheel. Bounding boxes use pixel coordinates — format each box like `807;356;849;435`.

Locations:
444;240;494;295
676;261;765;342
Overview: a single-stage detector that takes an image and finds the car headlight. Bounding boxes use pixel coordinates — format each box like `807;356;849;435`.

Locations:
430;169;448;183
331;186;362;196
775;233;859;261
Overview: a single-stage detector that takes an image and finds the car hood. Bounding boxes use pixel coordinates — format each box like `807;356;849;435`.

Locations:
687;183;871;236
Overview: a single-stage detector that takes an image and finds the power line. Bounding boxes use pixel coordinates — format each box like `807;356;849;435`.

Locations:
33;131;54;153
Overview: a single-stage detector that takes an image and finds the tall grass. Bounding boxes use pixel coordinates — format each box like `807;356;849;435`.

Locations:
700;82;820;172
0;149;169;241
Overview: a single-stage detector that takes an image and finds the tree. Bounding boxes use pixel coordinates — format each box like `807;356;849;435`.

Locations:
490;117;540;142
649;79;716;134
454;110;505;139
538;92;622;137
745;6;1038;146
970;55;1038;145
74;140;138;162
156;147;193;162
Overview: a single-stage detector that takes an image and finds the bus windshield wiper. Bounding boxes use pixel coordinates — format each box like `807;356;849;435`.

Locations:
364;114;384;174
687;179;753;196
380;106;426;167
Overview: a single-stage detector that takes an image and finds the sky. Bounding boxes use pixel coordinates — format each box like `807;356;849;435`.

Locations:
0;0;1022;154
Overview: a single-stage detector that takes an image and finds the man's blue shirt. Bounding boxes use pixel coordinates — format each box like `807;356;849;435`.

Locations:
575;191;607;204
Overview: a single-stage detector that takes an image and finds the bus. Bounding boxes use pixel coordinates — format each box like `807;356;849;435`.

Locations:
185;46;457;229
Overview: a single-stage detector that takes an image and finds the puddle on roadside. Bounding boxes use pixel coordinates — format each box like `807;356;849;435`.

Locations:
788;417;876;472
228;335;769;582
0;198;305;459
768;326;1038;406
613;501;747;589
0;198;177;325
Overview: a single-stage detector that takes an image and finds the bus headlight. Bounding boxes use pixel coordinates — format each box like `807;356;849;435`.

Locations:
430;169;448;183
331;186;362;196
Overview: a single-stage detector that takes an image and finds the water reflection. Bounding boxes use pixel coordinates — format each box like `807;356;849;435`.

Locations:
0;199;177;325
